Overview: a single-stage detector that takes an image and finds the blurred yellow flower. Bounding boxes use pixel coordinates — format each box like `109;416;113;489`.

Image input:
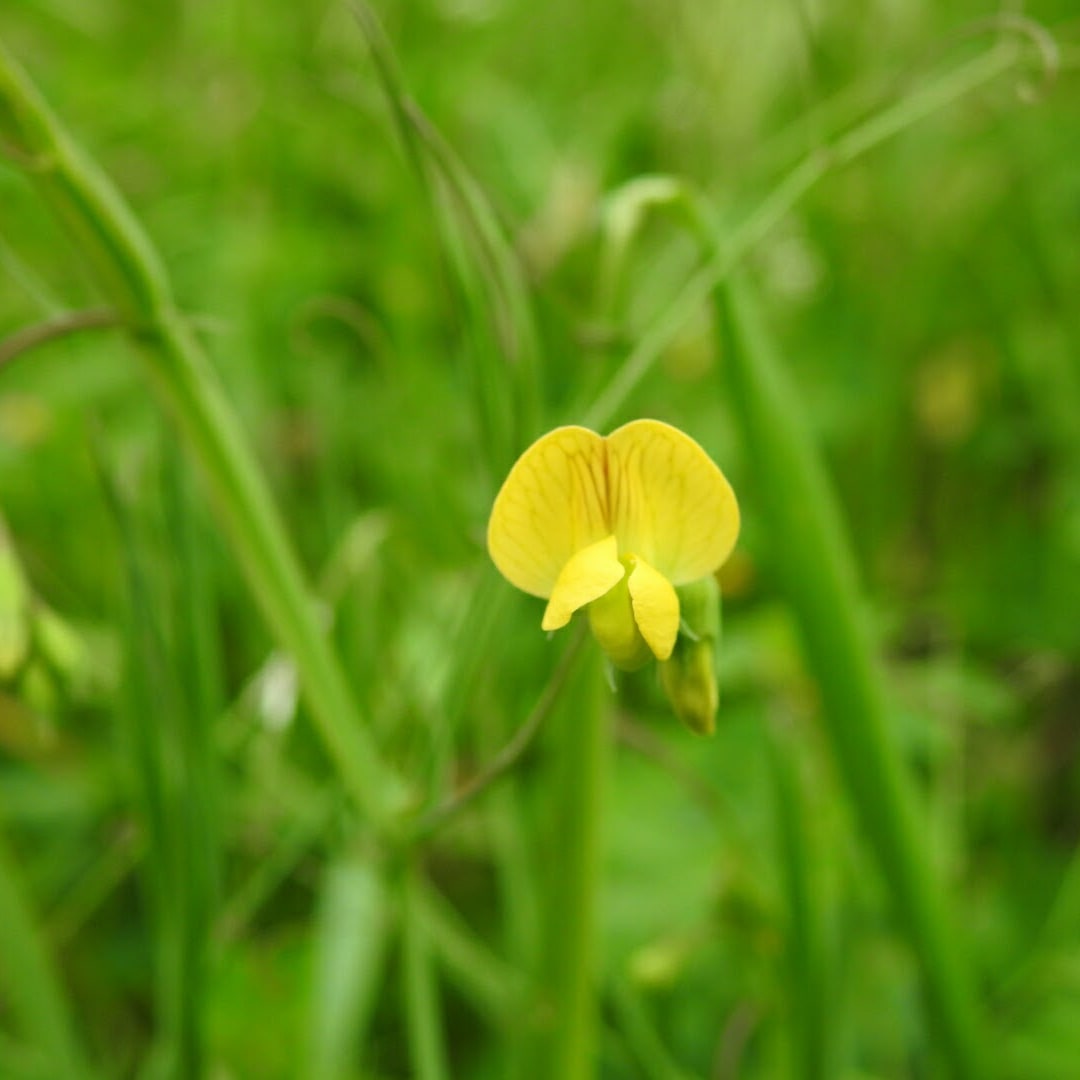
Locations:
487;419;739;671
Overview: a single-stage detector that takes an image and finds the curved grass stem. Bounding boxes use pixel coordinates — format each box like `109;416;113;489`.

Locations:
0;39;405;834
584;39;1025;432
0;308;120;371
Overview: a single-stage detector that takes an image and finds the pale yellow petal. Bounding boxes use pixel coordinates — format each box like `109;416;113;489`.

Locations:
487;426;609;598
542;535;624;630
625;555;679;661
607;419;739;584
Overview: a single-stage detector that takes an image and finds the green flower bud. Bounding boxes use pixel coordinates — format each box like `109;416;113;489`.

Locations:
659;577;721;735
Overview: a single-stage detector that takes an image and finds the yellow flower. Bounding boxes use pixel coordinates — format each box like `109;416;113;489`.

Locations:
487;419;739;671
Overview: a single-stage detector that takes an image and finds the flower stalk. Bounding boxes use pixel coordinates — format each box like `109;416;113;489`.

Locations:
538;646;610;1080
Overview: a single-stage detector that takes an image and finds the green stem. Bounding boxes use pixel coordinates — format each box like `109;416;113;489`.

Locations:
0;821;89;1078
540;647;610;1080
716;272;987;1079
0;41;404;833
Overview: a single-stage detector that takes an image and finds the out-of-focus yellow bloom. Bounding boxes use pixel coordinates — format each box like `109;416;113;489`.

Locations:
487;419;739;673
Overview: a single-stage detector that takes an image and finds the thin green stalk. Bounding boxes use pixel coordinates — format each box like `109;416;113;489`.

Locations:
0;821;89;1078
413;876;525;1022
716;272;987;1079
0;41;404;832
215;797;336;944
583;39;1024;432
402;863;451;1080
355;2;541;473
609;978;695;1080
537;646;610;1080
162;450;221;1080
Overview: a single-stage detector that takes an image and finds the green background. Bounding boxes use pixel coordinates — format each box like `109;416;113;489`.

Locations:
1;1;1078;1076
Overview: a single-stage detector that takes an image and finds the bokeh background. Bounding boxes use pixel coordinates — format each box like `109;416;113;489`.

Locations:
1;1;1079;1077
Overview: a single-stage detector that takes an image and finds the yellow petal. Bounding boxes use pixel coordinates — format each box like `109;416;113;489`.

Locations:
607;419;740;584
625;555;679;661
487;426;609;598
542;535;625;630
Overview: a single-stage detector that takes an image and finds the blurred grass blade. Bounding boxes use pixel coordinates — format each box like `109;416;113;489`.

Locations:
98;448;216;1079
402;864;451;1080
354;2;542;470
305;855;392;1080
768;724;831;1080
160;450;222;1078
216;797;336;945
609;977;695;1080
0;824;89;1078
715;270;987;1079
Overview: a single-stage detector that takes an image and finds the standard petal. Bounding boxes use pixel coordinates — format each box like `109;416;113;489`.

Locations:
487;426;609;598
625;555;679;661
607;419;740;584
542;535;625;630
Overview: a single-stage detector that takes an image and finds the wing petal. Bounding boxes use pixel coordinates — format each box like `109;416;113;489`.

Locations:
487;426;610;598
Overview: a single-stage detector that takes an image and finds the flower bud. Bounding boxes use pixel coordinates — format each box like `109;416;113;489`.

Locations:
659;577;721;735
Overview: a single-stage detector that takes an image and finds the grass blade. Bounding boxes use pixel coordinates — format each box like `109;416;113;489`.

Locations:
402;863;451;1080
715;270;986;1078
304;855;392;1080
768;724;832;1080
0;823;89;1078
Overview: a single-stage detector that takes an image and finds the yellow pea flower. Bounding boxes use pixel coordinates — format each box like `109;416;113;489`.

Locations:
487;419;739;673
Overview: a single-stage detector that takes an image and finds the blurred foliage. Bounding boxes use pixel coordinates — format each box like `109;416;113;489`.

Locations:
1;0;1079;1077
